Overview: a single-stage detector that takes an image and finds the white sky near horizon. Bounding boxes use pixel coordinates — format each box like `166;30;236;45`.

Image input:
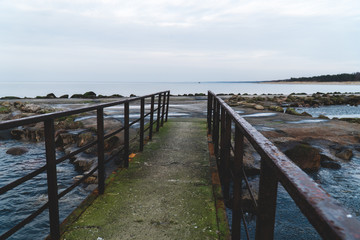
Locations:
1;0;359;83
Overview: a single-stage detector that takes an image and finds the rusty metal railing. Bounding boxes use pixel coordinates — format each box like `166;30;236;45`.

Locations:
207;91;360;240
0;91;170;240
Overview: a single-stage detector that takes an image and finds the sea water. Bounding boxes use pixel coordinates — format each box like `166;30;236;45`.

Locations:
0;140;89;240
1;81;360;98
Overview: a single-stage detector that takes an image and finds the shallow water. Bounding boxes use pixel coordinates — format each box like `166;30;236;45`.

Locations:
229;105;360;238
241;112;278;118
1;81;360;98
295;105;360;119
0;140;89;239
287;119;329;124
232;154;360;239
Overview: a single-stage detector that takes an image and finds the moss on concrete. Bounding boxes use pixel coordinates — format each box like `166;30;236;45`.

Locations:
62;119;226;240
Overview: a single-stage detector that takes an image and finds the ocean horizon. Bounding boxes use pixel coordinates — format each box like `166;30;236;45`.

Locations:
2;81;360;98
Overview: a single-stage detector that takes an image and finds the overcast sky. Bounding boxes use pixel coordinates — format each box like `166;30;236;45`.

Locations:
1;0;359;82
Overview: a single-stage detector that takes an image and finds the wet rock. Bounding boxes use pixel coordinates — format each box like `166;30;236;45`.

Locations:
1;101;11;107
320;154;341;169
284;143;321;171
254;104;265;110
64;146;78;161
55;117;83;130
320;160;341;169
285;108;301;116
11;129;26;140
301;111;312;117
58;132;77;146
6;147;29;155
84;176;98;184
104;136;120;151
79;117;123;132
46;93;56;99
10;123;44;142
73;154;96;171
77;132;95;147
335;149;353;161
318;114;329;119
21;104;42;113
268;106;284;112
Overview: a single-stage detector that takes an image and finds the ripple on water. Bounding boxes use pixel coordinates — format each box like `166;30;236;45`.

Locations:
287;119;329;124
0;140;89;239
241;112;277;118
296;105;360;119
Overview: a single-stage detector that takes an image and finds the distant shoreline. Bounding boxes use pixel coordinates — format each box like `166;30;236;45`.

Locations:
261;81;360;85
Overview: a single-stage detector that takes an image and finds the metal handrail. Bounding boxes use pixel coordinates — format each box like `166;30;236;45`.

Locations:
207;90;360;240
0;91;170;240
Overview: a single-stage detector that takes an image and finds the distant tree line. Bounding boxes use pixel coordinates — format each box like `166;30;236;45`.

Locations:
274;72;360;82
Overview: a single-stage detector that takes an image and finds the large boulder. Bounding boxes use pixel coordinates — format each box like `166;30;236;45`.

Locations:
6;147;29;155
284;143;321;171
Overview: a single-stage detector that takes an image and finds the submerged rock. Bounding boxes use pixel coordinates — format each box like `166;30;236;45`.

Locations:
320;160;341;169
6;147;29;155
73;154;97;171
335;149;353;161
284;143;321;171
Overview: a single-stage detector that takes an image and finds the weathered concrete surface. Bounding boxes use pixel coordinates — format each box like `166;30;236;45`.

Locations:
61;119;228;240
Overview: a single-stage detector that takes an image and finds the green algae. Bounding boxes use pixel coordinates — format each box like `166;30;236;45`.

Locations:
61;119;227;240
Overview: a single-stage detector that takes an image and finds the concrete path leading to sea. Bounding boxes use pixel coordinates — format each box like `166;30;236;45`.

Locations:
61;118;228;240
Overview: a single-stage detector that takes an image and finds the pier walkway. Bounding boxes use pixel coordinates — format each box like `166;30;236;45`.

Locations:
61;118;228;240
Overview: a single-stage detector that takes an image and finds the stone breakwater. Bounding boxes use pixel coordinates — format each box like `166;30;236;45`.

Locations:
1;96;360;193
0;100;136;184
225;94;358;171
223;94;360;212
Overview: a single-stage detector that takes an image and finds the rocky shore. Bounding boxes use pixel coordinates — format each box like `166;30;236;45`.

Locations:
1;94;360;192
225;93;360;170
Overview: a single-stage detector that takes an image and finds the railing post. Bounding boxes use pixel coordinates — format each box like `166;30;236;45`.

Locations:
149;95;154;140
213;101;220;157
124;101;130;168
161;91;166;126
97;108;105;194
222;111;231;203
165;91;170;122
212;96;217;144
44;119;60;240
207;92;212;134
140;98;145;151
219;105;226;184
156;93;161;132
232;125;244;240
255;158;278;240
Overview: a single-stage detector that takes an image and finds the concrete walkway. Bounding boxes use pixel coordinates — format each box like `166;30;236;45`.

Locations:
61;119;228;240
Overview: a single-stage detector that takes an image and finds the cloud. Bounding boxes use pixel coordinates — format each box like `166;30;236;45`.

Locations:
0;0;359;82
